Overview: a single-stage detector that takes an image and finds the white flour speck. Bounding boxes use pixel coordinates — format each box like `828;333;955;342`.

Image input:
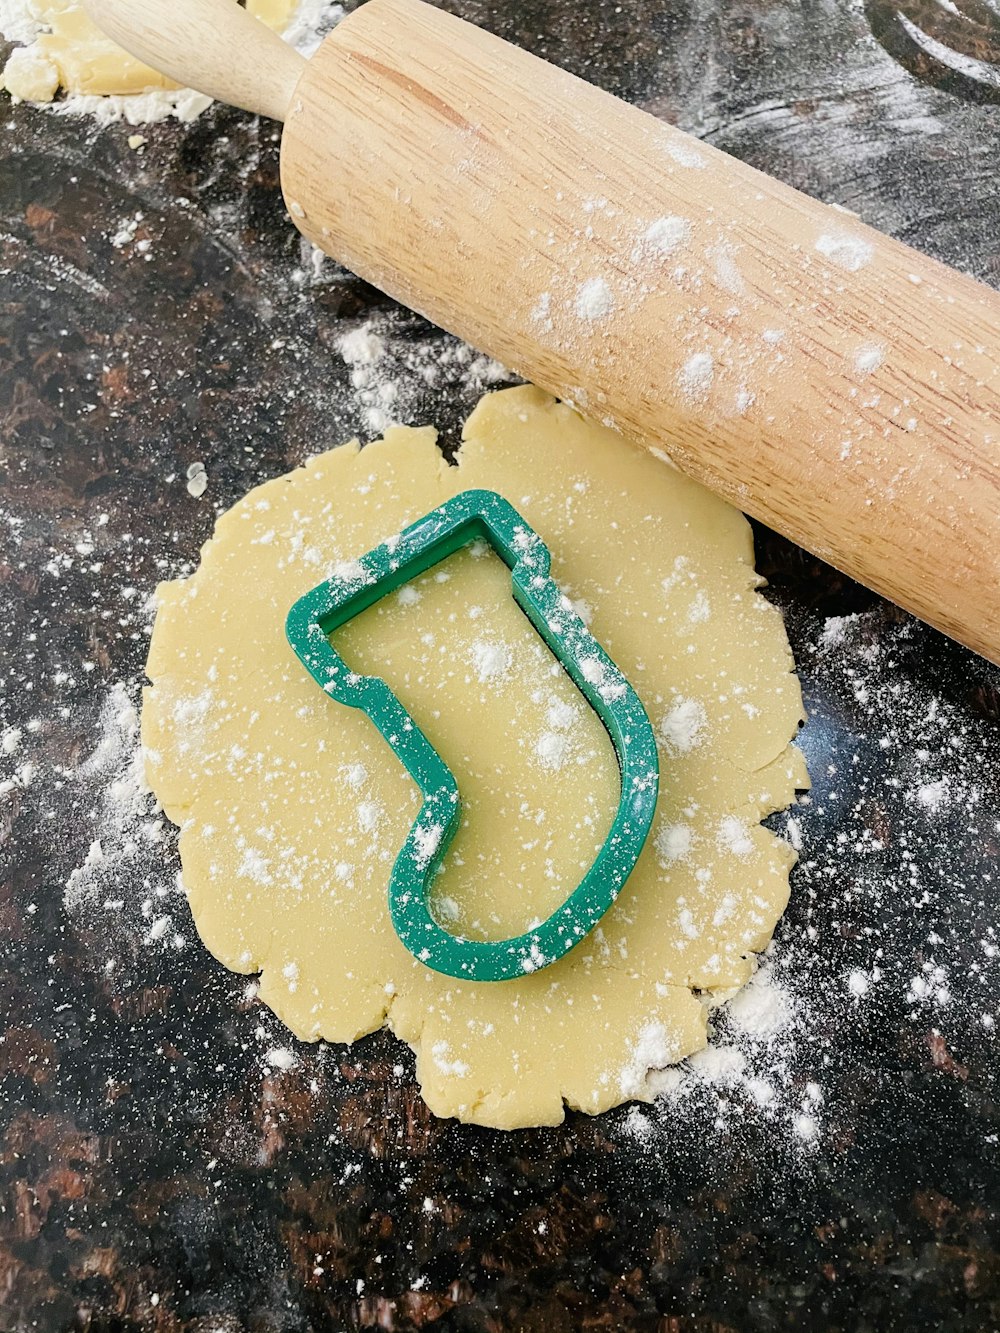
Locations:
264;1047;297;1072
655;823;694;864
665;139;707;169
639;216;691;257
659;697;707;754
678;352;714;400
357;800;383;834
620;1022;677;1097
575;277;614;321
535;731;570;770
718;815;754;858
413;823;444;867
470;640;513;684
335;313;509;435
853;342;885;374
815;231;875;273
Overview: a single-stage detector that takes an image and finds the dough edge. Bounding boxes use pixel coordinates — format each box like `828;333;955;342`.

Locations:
142;385;808;1129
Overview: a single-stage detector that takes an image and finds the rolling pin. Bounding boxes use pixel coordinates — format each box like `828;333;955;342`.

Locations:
85;0;1000;664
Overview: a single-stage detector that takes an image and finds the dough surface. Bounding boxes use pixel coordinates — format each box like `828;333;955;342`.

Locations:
143;386;807;1128
1;0;294;103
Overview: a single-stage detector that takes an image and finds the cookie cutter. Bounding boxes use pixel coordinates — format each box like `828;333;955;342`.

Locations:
285;488;659;983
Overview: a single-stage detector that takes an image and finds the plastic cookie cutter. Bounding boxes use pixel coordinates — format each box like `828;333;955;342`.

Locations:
285;489;659;983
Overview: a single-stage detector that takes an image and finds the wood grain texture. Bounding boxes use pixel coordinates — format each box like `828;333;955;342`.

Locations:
280;0;1000;663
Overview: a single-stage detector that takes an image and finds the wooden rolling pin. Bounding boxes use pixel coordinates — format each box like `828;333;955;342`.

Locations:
86;0;1000;663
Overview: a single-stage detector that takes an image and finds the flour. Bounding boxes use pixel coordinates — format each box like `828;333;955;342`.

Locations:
356;800;383;835
655;822;694;864
678;352;715;400
431;1041;470;1078
534;730;570;770
62;684;189;955
717;814;754;858
619;1021;676;1098
263;1046;297;1071
637;215;691;258
621;950;825;1155
853;341;886;375
412;822;444;868
574;277;614;321
709;243;745;295
665;140;707;170
470;639;513;684
335;314;509;436
613;605;1000;1160
815;231;875;273
658;696;707;754
50;87;215;128
0;0;37;44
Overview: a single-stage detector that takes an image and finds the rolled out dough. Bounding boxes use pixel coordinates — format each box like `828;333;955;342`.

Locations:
143;385;807;1129
1;0;294;103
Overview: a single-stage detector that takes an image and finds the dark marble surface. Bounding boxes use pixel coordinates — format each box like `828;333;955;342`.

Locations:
2;1;1000;1329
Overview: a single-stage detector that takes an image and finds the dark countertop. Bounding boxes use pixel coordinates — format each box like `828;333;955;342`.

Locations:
2;2;1000;1329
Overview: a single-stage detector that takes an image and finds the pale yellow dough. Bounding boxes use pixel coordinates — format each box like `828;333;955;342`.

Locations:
1;0;294;103
143;386;807;1129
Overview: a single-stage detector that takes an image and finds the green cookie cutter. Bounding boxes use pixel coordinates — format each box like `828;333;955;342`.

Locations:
285;488;659;983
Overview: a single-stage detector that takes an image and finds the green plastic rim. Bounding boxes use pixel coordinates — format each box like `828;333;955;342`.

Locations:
285;488;659;983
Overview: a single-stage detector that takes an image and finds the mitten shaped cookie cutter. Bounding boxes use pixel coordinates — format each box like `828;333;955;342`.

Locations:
286;489;659;982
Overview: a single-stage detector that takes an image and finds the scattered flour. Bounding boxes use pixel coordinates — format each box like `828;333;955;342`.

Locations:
709;244;745;295
535;731;570;770
915;777;949;812
413;822;444;868
815;231;875;273
574;276;614;321
341;762;368;789
620;1021;676;1098
335;314;509;435
431;1041;470;1078
356;800;383;834
470;640;513;684
637;216;691;258
624;955;823;1154
717;815;754;858
61;685;189;957
659;697;707;754
263;1046;297;1072
614;605;1000;1162
678;352;714;400
853;342;886;375
655;822;694;864
687;591;711;624
665;139;707;169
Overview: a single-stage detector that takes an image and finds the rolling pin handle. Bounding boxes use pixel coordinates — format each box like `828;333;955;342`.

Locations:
82;0;306;120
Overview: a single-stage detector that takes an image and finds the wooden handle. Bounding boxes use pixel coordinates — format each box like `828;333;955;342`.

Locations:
82;0;305;120
281;0;1000;665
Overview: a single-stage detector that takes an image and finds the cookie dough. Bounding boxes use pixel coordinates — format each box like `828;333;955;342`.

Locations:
143;386;807;1128
1;0;294;103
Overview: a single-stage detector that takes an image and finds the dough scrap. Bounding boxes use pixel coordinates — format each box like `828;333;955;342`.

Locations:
143;386;807;1128
1;0;294;104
